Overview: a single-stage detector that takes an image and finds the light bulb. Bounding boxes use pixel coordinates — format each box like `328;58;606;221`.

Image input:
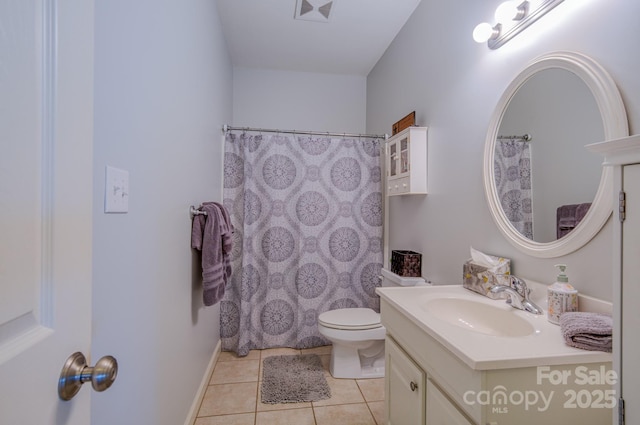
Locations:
473;23;495;43
495;1;519;22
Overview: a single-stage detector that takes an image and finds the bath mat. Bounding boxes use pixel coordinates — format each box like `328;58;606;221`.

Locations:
261;354;331;404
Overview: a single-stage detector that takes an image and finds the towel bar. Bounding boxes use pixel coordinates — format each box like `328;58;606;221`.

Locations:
497;133;532;142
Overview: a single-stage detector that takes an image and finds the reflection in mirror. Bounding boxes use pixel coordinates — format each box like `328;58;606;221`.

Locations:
483;51;628;258
496;68;604;243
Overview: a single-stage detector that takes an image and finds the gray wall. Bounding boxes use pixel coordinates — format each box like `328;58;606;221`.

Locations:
367;0;640;301
232;67;367;133
91;1;232;424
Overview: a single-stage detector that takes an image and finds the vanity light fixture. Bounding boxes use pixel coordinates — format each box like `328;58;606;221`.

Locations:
494;1;528;23
473;0;564;49
472;22;501;44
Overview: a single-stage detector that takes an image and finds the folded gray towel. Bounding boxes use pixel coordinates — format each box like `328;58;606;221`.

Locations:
560;312;612;353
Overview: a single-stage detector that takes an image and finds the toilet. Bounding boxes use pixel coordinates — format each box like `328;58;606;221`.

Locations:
317;268;427;379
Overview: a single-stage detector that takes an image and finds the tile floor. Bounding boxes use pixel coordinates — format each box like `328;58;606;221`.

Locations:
195;346;385;425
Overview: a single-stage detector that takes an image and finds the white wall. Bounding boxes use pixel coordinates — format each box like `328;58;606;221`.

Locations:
91;1;232;424
367;0;640;301
233;67;367;133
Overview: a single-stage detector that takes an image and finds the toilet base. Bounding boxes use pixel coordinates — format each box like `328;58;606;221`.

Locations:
329;340;385;379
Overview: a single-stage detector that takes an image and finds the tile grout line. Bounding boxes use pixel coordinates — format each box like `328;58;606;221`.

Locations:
357;378;383;425
365;401;379;425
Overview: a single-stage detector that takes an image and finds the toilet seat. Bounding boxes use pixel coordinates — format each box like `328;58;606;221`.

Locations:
318;308;381;330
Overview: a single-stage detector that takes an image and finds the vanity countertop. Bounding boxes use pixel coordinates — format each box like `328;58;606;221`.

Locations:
376;283;612;371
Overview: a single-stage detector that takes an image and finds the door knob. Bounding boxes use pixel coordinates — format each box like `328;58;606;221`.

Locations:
58;352;118;401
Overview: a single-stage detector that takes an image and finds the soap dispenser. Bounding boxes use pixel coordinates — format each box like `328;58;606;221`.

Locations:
547;264;578;324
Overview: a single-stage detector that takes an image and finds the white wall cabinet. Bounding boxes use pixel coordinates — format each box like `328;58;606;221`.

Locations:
620;163;640;424
589;134;640;425
386;126;427;195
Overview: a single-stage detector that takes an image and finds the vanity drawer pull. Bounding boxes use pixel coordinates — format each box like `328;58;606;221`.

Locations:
409;381;418;392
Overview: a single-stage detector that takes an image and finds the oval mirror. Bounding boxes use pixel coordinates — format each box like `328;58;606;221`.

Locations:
483;51;628;258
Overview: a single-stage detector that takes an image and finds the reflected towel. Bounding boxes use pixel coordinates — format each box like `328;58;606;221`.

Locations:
560;312;612;353
556;203;591;238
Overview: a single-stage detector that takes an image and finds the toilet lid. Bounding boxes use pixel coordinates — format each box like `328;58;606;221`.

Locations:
318;308;382;330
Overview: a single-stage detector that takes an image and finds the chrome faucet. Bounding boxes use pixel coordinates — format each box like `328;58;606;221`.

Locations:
490;276;543;315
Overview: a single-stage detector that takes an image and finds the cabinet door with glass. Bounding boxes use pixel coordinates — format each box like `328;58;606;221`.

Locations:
388;133;409;178
386;126;427;196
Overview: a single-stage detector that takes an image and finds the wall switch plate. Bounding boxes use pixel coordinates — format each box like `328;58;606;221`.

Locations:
104;166;129;213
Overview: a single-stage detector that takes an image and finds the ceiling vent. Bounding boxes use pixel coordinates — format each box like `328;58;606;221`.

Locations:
295;0;335;23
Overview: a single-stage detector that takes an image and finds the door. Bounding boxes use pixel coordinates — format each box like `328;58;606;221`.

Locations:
0;0;94;423
385;337;426;425
425;379;473;425
621;163;640;424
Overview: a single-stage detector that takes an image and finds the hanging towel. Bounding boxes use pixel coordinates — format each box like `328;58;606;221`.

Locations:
559;312;612;353
191;202;234;306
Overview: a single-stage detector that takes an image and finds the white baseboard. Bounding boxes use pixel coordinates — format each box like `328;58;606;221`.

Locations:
183;340;221;425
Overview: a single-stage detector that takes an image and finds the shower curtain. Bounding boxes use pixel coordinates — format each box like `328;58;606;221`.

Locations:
494;138;533;239
221;130;383;356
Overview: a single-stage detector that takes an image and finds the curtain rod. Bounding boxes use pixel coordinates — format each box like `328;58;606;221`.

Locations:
223;124;388;140
497;133;532;142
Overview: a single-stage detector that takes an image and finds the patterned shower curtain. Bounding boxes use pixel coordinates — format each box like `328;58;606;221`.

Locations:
221;130;383;356
494;138;533;239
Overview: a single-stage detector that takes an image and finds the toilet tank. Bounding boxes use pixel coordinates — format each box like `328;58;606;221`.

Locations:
380;268;427;287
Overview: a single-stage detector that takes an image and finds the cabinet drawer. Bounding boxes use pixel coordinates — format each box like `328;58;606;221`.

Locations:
388;176;410;195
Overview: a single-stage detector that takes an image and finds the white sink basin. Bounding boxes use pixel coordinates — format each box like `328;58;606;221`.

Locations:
422;298;535;337
376;284;613;370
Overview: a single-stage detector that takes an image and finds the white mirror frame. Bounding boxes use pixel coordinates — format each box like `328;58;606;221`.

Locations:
483;51;629;258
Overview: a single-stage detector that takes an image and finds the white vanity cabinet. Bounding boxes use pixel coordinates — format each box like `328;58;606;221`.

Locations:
385;126;427;195
379;293;613;425
385;335;472;425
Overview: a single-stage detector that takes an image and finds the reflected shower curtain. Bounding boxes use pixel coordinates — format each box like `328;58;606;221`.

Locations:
221;130;383;356
494;138;533;239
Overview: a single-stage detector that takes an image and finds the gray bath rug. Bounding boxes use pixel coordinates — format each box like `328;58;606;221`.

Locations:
261;354;331;404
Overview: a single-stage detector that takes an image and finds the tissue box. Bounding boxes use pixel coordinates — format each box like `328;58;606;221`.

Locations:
462;256;511;299
391;250;422;277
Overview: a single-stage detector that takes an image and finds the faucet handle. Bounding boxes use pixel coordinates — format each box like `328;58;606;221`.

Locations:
509;276;529;298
